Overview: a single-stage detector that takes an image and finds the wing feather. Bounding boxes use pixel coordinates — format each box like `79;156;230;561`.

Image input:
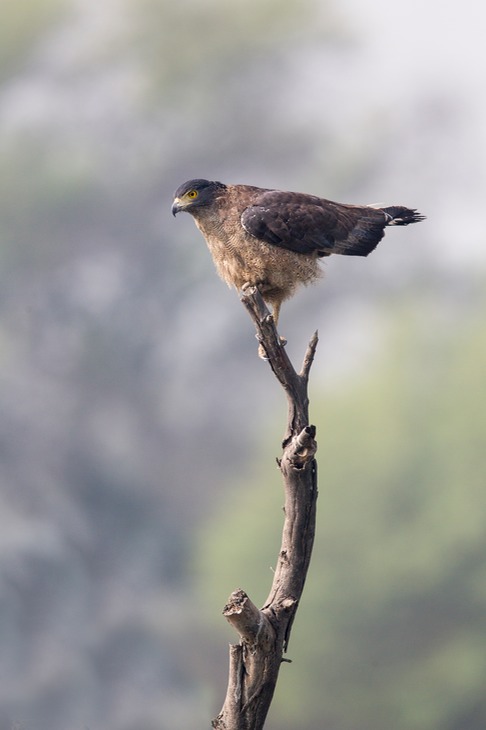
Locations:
240;190;391;258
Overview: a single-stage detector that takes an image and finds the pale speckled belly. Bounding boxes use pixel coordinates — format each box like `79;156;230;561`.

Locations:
195;218;322;300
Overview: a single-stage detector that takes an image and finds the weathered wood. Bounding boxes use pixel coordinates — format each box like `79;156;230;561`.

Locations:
212;285;319;730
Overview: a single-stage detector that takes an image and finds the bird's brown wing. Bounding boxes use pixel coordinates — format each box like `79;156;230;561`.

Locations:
240;190;389;258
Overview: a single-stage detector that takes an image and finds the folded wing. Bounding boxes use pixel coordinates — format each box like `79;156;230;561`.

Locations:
241;190;423;258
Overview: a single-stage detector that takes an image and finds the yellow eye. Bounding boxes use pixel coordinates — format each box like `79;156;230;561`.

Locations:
187;190;198;199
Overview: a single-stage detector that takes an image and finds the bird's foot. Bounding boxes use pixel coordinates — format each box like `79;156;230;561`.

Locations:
256;334;287;360
258;343;269;360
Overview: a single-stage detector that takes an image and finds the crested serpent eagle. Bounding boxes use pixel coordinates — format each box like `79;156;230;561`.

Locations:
172;179;424;329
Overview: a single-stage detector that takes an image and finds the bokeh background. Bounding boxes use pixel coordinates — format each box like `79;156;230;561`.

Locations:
1;1;485;729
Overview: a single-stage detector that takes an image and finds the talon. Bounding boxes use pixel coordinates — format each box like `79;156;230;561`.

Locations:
258;343;269;360
279;336;287;347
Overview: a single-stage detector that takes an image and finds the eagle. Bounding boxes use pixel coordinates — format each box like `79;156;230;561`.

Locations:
172;179;424;328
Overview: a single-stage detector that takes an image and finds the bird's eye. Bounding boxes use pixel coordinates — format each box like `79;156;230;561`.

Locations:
187;190;198;199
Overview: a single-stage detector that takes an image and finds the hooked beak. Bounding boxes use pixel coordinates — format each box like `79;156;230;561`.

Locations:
171;198;183;216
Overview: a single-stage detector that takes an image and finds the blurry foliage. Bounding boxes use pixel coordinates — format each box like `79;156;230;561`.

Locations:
196;292;486;730
0;0;65;81
0;142;101;271
130;0;339;97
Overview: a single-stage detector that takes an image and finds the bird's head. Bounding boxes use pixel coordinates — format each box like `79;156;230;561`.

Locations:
171;179;226;216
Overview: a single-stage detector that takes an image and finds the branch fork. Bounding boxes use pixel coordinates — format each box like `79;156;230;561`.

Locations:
212;286;319;730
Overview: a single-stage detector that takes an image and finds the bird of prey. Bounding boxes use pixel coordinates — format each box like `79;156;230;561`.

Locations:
172;178;424;328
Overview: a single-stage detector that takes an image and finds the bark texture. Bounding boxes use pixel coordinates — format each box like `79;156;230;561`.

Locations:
212;285;318;730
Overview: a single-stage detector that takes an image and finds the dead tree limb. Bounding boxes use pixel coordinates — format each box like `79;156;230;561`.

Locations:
212;286;319;730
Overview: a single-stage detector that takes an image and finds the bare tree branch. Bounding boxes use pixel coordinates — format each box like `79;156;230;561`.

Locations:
212;286;319;730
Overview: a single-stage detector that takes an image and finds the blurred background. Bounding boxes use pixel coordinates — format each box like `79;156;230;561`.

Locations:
1;0;485;728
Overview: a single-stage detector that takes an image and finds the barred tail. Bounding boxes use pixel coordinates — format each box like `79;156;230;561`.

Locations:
382;206;426;226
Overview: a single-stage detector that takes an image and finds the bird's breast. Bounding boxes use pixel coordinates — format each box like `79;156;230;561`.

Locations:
193;212;321;295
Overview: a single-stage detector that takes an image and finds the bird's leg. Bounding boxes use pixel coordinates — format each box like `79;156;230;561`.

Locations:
271;302;287;347
271;301;280;329
257;300;287;360
241;284;287;359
